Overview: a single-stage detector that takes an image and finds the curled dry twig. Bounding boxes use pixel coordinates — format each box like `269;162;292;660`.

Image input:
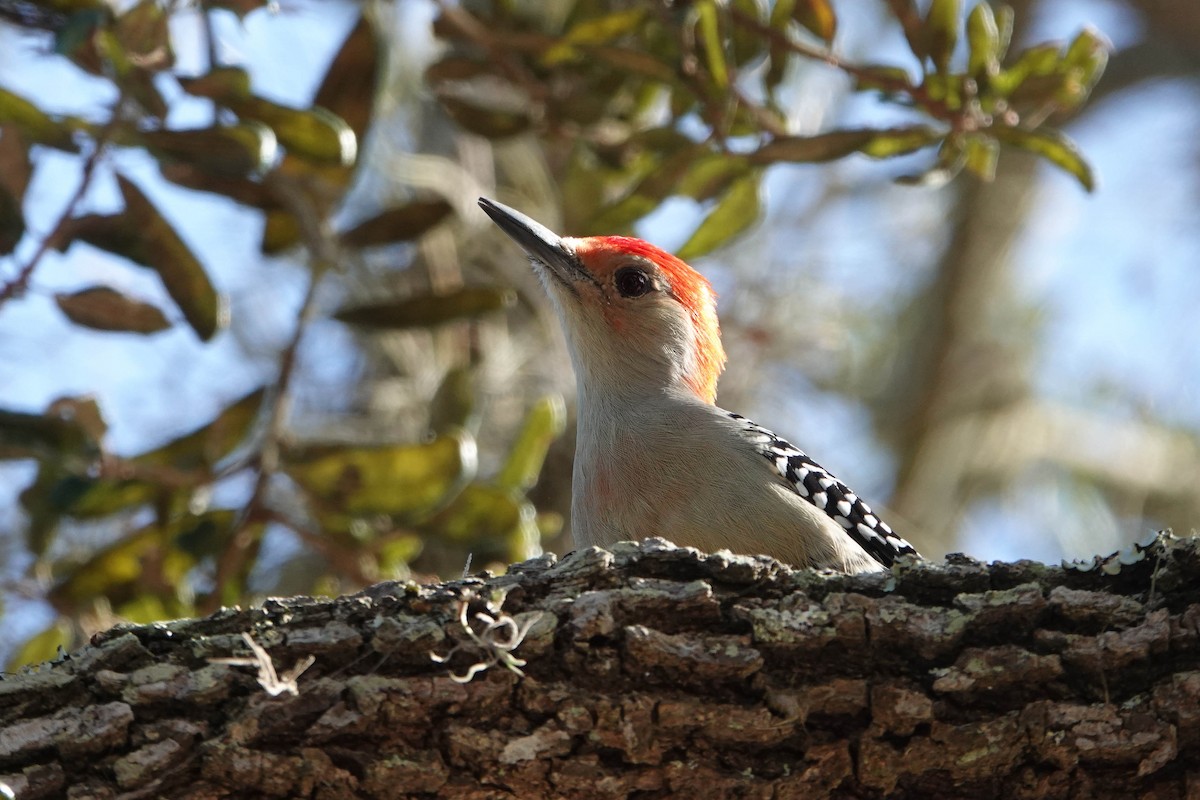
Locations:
209;632;316;697
431;588;543;683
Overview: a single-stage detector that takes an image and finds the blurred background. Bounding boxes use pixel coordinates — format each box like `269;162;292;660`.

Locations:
0;0;1195;667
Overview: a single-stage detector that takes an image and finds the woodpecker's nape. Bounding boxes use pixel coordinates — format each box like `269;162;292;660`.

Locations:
479;196;920;573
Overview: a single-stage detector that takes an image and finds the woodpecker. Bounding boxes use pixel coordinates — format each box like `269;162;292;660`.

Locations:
479;197;919;573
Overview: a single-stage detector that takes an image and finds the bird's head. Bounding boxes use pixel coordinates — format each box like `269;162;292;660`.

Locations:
480;197;726;404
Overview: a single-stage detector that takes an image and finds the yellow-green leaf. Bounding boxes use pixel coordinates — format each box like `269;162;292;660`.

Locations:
6;623;71;670
677;154;752;201
963;134;999;181
542;8;646;66
695;0;728;88
993;126;1095;192
494;395;566;493
340;199;454;248
751;129;875;164
334;287;516;330
966;2;999;78
55;285;171;334
677;173;760;261
231;98;356;167
857;126;943;158
284;430;477;524
0;86;78;151
925;0;962;73
430;366;479;435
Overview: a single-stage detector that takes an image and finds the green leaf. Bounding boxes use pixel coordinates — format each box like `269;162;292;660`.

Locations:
676;154;752;201
114;175;225;340
54;285;171;334
177;66;252;100
334;287;516;330
993;127;1095;192
429;366;479;435
962;134;999;181
857;126;943;158
340;199;454;248
793;0;837;44
7;623;71;670
494;395;566;493
0;86;78;151
136;387;266;471
232;99;357;167
1057;27;1110;108
677;173;760;261
0;409;99;465
139;123;278;177
0;124;31;255
854;65;915;94
542;8;647;65
423;483;539;561
990;43;1059;97
966;3;999;78
695;0;729;88
925;0;962;74
284;431;477;525
895;135;966;187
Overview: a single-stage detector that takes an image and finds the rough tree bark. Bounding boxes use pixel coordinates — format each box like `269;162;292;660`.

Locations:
2;534;1199;800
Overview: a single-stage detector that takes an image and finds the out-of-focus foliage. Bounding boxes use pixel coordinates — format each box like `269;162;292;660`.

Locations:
0;0;1107;668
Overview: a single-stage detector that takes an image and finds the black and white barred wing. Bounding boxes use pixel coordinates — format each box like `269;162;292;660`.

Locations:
725;412;919;567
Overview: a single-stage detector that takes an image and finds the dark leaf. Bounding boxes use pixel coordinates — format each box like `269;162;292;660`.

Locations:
430;366;479;436
177;67;252;101
334;287;516;330
207;0;273;19
677;172;760;261
751;127;940;164
341;199;454;248
993;126;1095;192
854;64;915;94
314;15;381;144
135;387;266;471
115;175;225;340
54;285;172;334
884;0;926;63
439;96;532;139
158;162;280;210
115;0;173;69
261;210;301;254
425;57;491;84
0;408;99;465
0;124;31;254
140;124;278;177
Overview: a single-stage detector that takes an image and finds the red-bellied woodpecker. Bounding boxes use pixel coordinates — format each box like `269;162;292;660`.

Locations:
479;197;920;573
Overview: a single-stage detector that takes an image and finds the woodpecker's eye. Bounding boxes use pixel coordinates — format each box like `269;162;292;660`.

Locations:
614;267;652;298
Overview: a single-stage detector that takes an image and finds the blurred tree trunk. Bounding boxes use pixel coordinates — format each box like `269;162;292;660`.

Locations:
3;536;1199;800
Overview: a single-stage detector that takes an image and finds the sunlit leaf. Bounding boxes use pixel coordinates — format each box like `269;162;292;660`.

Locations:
966;2;999;78
793;0;836;44
695;0;728;88
962;134;999;181
112;175;224;340
0;86;78;151
993;126;1094;192
54;285;171;334
0;124;31;254
677;172;760;261
231;98;356;167
1058;27;1110;108
48;511;234;613
677;154;752;201
857;126;943;158
494;395;566;494
542;8;646;65
284;430;478;524
990;43;1059;97
340;199;454;248
924;0;961;74
895;135;966;187
7;623;71;670
334;287;516;330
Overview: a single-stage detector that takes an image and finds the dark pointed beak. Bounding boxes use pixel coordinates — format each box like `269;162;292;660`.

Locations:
478;198;589;287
